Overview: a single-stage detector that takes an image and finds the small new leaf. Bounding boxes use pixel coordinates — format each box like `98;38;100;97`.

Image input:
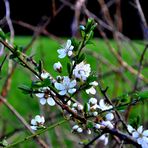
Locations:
18;85;32;94
86;121;93;128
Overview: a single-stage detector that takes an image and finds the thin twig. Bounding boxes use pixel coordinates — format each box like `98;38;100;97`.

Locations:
84;128;141;148
6;119;66;148
0;95;48;148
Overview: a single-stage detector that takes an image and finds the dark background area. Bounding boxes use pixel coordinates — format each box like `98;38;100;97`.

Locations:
0;0;148;39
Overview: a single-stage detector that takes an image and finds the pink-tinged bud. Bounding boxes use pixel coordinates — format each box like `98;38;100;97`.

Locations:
53;62;62;73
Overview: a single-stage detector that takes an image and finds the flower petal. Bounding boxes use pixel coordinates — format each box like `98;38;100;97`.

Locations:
54;82;65;90
35;93;44;98
47;97;55;106
30;126;37;130
31;119;37;125
86;87;96;95
68;88;76;94
127;125;135;133
65;40;71;49
57;49;66;58
69;80;76;88
68;50;73;56
35;115;42;123
137;126;143;134
143;130;148;136
41;72;49;79
59;90;67;95
132;131;139;139
105;113;114;121
40;98;46;105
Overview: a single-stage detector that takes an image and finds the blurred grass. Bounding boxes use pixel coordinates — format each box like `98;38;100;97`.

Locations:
0;37;147;147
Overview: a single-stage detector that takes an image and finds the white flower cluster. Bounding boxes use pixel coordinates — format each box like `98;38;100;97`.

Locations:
73;61;91;81
71;102;83;113
128;125;148;148
87;98;114;130
30;115;45;130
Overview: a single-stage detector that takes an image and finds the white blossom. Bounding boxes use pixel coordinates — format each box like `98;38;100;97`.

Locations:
41;72;50;79
128;125;148;148
87;129;91;135
30;115;45;130
105;113;114;121
77;127;83;133
35;87;55;106
77;104;83;111
73;61;91;81
127;125;135;133
98;134;109;146
72;125;79;130
92;111;98;116
86;81;98;95
54;76;76;95
72;103;78;108
53;61;62;72
94;123;101;129
101;121;114;129
89;98;97;105
72;125;83;133
57;39;74;58
67;100;71;106
98;99;113;111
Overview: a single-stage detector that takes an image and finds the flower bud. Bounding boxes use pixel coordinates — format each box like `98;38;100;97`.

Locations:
105;113;114;121
89;98;97;105
41;72;49;79
72;125;79;130
94;124;101;129
77;127;83;133
53;62;62;73
92;111;98;116
77;104;83;111
72;103;78;108
87;129;91;135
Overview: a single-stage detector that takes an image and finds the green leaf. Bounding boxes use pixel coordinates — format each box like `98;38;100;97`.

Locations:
137;91;148;101
79;139;89;145
84;103;89;113
71;38;80;51
77;53;85;63
0;28;6;40
86;75;97;83
0;139;8;147
86;121;93;128
18;85;32;94
31;79;51;89
116;105;126;111
85;18;94;33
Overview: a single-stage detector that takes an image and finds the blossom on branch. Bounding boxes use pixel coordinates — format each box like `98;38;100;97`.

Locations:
35;87;55;106
54;76;76;95
57;39;74;58
53;61;62;73
30;115;45;130
128;125;148;148
73;61;91;81
86;81;98;95
98;99;113;111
